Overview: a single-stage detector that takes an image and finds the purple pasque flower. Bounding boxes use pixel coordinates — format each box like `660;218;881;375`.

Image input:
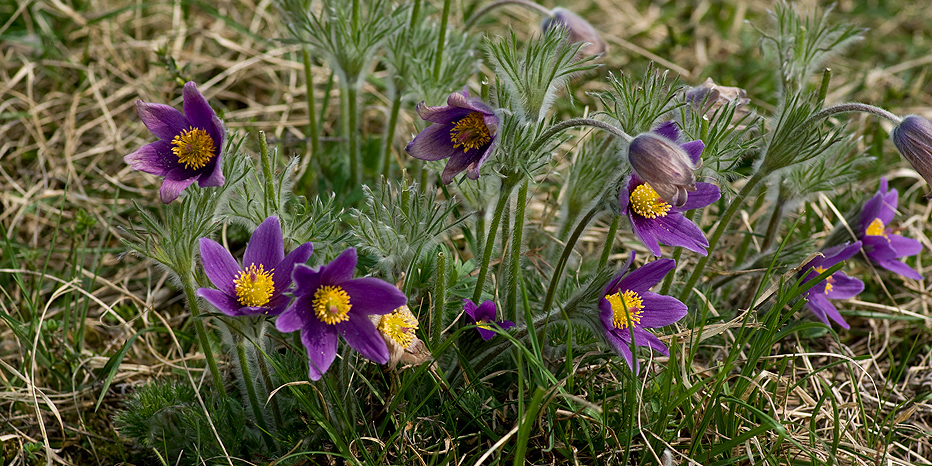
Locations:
462;299;514;341
197;216;313;317
541;7;607;58
627;121;705;207
891;115;932;198
276;248;407;381
857;178;923;280
619;175;720;257
598;253;687;372
405;90;499;185
125;82;225;204
799;242;864;329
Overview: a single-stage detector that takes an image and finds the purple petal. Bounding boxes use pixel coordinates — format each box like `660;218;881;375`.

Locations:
276;299;307;333
415;101;472;124
321;248;357;285
158;176;196;203
199;238;240;294
136;100;188;141
497;320;515;330
824;273;864;300
302;317;338;381
681;140;705;165
806;294;849;329
612;259;675;294
678;182;720;211
474;300;498;322
629;214;663;257
336;311;389;364
195;159;225;188
630;327;669;355
264;294;291;316
291;264;322;299
124;140;175;176
197;288;243;316
463;298;479;321
273;242;314;295
647;213;710;256
244;216;284;270
476;327;497;340
653;121;680;141
405;123;462;161
339;277;407;316
820;241;862;268
888;234;923;257
604;328;638;372
463;143;496;181
637;292;688;327
182;82;216;132
875;258;923;280
603;251;638;295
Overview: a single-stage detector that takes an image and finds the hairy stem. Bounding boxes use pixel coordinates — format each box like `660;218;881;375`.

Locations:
506;178;529;323
472;178;518;302
181;276;227;397
598;215;619;269
463;0;553;31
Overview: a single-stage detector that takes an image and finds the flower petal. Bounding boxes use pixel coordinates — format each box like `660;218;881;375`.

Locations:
244;216;284;270
199;238;240;294
321;248;357;285
653;121;680;141
195;159;225;188
629;214;663;257
197;288;243;317
888;234;923;257
182;82;217;133
302;317;338;381
291;263;322;298
630;327;669;355
612;259;675;294
340;277;407;316
875;258;923;281
463;298;479;321
415;101;472;124
441;150;482;184
637;292;688;327
136;100;188;141
274;242;314;294
337;311;389;364
158;175;196;204
681;140;705;165
276;297;308;333
604;328;638;373
806;294;849;329
678;182;720;211
823;273;864;300
405;122;462;161
475;300;498;322
648;213;710;255
124;140;175;176
476;327;497;340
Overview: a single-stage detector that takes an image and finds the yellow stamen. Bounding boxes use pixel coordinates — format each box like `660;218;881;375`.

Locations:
450;111;492;153
605;290;644;330
171;127;215;170
378;307;419;348
813;266;834;294
233;263;275;307
313;285;352;325
630;183;672;219
866;218;888;239
476;320;492;331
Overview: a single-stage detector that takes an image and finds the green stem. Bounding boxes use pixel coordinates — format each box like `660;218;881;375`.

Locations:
530;118;632;155
433;249;447;346
258;131;276;213
236;341;275;450
806;102;901;127
463;0;553;31
598;215;619;269
254;337;284;435
472;178;518;303
346;82;360;186
540;203;604;316
382;93;403;180
432;0;452;82
303;50;319;157
181;276;226;397
506;178;529;323
408;0;422;29
677;172;766;302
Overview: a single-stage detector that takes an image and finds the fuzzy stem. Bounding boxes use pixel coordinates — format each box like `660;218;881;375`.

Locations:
346;83;361;186
506;178;529;323
807;102;901;127
678;172;766;302
382;93;403;180
530;118;633;155
463;0;553;31
258;131;276;213
303;50;319;157
433;0;452;82
408;0;422;28
472;178;518;303
598;215;619;269
181;275;226;397
817;68;832;105
236;341;275;451
433;249;447;346
541;203;604;316
254;339;284;435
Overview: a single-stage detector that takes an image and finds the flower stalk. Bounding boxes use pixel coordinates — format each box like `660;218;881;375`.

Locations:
235;340;275;451
472;176;518;302
506;178;529;323
181;274;227;397
598;215;619;269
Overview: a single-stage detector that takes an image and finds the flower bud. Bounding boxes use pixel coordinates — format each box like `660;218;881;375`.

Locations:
685;77;751;122
627;123;702;207
541;7;607;58
892;115;932;198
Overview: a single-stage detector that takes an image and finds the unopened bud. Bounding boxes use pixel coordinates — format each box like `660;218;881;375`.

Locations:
627;127;701;208
542;7;607;58
892;115;932;199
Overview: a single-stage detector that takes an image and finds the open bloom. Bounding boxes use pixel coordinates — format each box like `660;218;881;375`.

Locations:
857;178;923;280
197;216;313;317
276;248;407;381
627;122;705;208
799;242;864;329
125;82;225;203
462;299;514;340
405;90;499;184
619;171;720;258
892;115;932;198
541;7;607;57
370;305;432;368
599;253;687;372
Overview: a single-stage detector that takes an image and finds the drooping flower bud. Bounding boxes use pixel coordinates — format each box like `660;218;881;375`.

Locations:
685;77;751;123
541;7;607;58
627;122;703;207
892;115;932;198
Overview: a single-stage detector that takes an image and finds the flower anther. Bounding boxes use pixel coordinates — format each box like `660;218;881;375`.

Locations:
630;183;672;219
865;218;889;239
450;112;492;152
313;285;352;325
172;127;215;170
378;307;418;347
606;290;644;330
233;264;275;307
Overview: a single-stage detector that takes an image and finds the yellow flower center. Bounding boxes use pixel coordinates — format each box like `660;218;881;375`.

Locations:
233;263;275;307
450;111;492;152
866;218;888;239
605;290;644;330
630;183;672;219
171;127;215;170
813;266;834;294
476;320;492;331
378;307;419;347
313;285;352;325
